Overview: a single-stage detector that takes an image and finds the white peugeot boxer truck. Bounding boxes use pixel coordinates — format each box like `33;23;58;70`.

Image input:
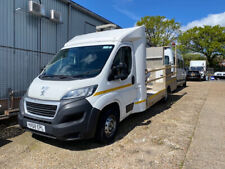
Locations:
19;26;148;143
19;26;183;143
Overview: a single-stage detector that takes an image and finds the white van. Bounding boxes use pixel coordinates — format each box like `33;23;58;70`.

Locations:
190;60;207;80
18;26;183;143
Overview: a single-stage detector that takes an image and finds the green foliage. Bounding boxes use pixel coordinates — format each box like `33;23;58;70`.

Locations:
183;53;206;67
178;25;225;67
212;55;225;70
136;16;181;47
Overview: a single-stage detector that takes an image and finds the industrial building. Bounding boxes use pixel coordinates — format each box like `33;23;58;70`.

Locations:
0;0;118;113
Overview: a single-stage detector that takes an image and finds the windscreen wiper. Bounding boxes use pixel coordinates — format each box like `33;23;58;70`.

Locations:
72;69;101;78
39;74;72;79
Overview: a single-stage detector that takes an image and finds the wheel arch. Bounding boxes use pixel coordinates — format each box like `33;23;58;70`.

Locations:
101;102;120;121
95;102;120;140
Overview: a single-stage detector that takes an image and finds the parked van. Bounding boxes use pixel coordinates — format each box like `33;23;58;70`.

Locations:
214;72;225;80
18;26;184;143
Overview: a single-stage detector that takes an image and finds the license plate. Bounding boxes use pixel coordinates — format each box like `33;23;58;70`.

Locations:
27;122;45;132
191;73;195;76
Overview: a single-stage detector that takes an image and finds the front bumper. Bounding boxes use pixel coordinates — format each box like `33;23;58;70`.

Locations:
18;97;100;141
186;76;201;81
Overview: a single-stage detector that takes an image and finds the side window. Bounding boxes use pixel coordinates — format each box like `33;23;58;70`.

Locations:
178;59;183;68
179;59;184;68
111;46;132;80
164;55;170;65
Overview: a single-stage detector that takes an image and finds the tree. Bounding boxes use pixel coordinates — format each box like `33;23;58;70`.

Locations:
178;25;225;67
136;16;181;47
183;53;206;67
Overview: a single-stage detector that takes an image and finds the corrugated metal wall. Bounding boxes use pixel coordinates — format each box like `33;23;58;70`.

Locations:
0;0;14;47
0;0;107;99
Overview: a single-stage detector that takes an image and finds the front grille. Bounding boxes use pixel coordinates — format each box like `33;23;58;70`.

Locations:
26;101;57;118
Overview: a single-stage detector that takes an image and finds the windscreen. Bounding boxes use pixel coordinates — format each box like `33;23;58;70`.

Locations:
190;66;204;71
40;45;114;80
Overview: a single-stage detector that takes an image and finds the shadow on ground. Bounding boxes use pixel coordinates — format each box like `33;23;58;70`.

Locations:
34;87;187;151
0;117;25;147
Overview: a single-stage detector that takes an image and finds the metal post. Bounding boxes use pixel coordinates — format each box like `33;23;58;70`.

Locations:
163;47;166;89
174;43;177;77
7;88;14;110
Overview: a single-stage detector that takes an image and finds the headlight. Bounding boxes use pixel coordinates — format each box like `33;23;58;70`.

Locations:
62;85;98;100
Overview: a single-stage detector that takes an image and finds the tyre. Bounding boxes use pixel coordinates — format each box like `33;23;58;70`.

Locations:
203;76;206;81
96;108;119;144
183;81;186;87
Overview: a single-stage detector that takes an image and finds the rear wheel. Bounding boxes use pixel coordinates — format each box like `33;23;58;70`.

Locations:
183;81;187;87
96;108;118;144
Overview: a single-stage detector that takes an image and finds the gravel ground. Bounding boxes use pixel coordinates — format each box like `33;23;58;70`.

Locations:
0;81;212;169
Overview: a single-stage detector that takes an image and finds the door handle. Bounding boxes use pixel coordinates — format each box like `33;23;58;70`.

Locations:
132;75;135;84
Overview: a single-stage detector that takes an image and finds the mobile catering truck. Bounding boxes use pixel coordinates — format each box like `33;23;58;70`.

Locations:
18;26;185;143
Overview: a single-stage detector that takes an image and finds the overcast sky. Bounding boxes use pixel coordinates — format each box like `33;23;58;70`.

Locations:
73;0;225;30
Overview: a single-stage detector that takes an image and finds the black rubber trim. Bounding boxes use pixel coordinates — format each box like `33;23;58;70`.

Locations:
126;103;134;113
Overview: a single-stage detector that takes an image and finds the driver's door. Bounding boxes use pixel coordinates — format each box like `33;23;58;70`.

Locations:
109;45;137;119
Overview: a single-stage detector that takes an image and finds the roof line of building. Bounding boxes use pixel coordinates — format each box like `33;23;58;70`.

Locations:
59;0;121;28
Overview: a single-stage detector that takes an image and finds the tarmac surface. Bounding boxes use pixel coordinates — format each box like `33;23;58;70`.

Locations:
183;81;225;169
0;81;224;169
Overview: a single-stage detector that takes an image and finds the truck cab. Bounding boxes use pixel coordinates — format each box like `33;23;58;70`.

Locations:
18;26;147;143
190;60;207;80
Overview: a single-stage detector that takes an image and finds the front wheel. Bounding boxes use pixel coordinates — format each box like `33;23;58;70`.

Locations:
96;109;118;144
203;76;206;81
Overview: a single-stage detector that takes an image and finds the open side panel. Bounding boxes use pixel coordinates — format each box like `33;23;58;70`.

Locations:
146;47;166;92
145;47;174;109
146;66;166;109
